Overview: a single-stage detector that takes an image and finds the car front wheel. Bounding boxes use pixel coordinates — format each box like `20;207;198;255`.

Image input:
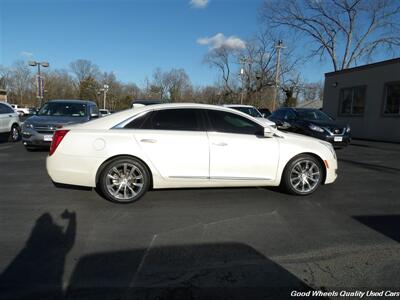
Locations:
98;157;150;204
281;155;323;195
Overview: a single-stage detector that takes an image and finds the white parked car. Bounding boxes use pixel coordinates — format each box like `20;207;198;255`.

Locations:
99;109;111;117
223;104;276;128
46;103;337;203
0;102;21;142
10;104;30;116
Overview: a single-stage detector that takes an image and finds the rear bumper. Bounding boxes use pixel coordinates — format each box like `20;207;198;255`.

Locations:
46;153;103;188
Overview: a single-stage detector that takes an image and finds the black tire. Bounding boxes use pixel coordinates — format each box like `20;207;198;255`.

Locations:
98;157;150;204
8;124;21;142
281;154;323;196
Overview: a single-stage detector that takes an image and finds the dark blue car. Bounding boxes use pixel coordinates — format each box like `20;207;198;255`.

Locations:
269;107;351;148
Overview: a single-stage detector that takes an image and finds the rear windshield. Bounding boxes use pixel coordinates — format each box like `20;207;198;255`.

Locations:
38;102;87;117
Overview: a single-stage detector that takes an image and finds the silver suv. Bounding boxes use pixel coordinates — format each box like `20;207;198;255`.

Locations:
0;101;21;142
22;99;99;150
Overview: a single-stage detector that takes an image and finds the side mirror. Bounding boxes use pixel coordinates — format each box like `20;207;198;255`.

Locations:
264;127;274;138
261;113;265;118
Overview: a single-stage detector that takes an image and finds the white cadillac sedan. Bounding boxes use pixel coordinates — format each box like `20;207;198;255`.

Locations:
46;103;337;203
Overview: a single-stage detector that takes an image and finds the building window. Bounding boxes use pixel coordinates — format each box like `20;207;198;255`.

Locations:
383;82;400;115
339;86;366;115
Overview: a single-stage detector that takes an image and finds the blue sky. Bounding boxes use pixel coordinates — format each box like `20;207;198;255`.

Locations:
0;0;328;86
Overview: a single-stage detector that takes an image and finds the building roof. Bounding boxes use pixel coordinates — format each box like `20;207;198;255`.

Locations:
325;57;400;77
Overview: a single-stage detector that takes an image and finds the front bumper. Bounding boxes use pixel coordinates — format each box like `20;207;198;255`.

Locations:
307;131;351;147
22;129;54;147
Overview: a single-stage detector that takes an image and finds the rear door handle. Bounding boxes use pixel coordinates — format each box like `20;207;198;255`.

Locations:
140;139;157;143
212;142;228;146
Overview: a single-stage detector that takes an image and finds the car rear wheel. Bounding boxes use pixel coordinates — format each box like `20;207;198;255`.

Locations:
281;154;323;195
99;157;150;204
9;124;21;142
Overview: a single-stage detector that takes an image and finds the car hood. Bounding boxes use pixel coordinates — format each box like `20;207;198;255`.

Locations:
25;115;88;126
255;117;276;126
278;130;331;148
303;119;347;128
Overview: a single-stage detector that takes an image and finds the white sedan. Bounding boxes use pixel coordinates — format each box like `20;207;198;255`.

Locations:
46;103;337;203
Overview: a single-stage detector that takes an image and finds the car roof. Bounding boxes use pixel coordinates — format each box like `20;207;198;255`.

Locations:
75;103;269;130
47;99;97;105
223;104;255;108
132;99;164;105
0;101;14;108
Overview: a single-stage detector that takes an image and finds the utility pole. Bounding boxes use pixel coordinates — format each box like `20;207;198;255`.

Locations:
239;56;252;105
100;84;109;109
240;67;245;104
273;40;285;111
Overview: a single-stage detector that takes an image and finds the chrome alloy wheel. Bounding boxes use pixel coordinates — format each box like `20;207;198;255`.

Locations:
106;163;144;201
11;126;20;141
289;160;321;193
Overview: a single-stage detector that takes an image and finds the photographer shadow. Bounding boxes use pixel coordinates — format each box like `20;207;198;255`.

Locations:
0;210;76;300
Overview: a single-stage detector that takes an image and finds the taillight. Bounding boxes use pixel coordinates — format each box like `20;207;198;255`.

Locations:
49;130;69;156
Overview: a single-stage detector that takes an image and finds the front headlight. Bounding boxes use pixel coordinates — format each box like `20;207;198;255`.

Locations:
23;122;34;129
309;124;324;133
319;141;336;159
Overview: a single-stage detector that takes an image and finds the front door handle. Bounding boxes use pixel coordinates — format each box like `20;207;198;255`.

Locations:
212;142;228;146
140;139;157;143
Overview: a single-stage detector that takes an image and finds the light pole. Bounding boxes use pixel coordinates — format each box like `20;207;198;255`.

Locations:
273;40;285;111
99;84;109;109
28;61;49;107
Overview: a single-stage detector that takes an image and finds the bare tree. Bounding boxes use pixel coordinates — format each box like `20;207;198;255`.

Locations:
164;69;191;102
260;0;400;71
6;61;35;105
151;68;169;100
44;69;76;101
203;46;238;97
69;59;100;83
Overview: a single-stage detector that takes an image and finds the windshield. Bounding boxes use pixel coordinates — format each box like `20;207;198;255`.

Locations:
231;107;263;118
297;109;333;122
38;102;87;117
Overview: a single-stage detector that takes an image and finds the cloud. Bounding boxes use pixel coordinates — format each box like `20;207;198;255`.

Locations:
20;51;33;58
190;0;209;9
197;33;246;50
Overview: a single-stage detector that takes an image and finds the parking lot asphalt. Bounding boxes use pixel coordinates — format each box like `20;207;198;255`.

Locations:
0;140;400;299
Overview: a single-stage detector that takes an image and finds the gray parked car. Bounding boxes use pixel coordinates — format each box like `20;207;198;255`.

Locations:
22;99;99;150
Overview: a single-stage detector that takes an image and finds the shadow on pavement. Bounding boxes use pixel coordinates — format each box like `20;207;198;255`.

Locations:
354;215;400;243
339;158;400;174
0;211;321;300
0;210;76;300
